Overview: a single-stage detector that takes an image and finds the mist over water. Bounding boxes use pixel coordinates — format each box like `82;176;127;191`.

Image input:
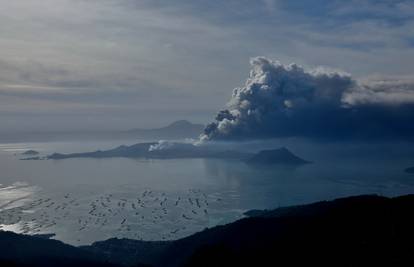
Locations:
0;139;413;245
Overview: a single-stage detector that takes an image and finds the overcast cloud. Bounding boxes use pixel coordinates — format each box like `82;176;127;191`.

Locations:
1;0;414;132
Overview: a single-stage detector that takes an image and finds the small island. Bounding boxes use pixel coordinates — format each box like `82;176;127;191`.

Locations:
22;150;40;156
246;147;310;165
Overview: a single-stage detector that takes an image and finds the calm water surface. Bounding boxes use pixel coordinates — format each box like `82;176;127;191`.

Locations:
0;140;413;245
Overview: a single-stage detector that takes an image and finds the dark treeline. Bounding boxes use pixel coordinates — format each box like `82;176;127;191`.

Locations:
1;194;413;267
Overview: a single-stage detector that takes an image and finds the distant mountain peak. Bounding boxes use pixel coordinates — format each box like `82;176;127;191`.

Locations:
164;120;200;130
168;120;193;127
126;120;204;139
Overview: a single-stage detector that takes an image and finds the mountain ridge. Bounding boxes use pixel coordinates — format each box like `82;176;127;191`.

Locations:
126;120;204;139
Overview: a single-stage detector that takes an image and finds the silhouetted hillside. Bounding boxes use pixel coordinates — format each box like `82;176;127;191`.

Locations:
83;194;414;267
0;231;119;267
2;194;413;267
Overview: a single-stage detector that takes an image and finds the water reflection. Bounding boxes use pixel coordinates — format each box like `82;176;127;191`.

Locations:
0;141;413;245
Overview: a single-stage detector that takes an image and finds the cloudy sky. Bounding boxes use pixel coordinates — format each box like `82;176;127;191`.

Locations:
1;0;414;132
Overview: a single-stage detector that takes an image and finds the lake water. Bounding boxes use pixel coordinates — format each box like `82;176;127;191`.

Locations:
0;139;413;245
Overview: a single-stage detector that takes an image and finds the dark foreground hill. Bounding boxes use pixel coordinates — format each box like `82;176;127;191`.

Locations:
0;231;119;267
1;194;414;267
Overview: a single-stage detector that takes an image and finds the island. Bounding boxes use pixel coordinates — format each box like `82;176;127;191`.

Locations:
245;147;310;165
22;150;40;156
45;142;310;167
1;194;413;267
46;142;253;160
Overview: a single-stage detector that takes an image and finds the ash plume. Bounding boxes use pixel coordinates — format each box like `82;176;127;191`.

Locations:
201;57;414;141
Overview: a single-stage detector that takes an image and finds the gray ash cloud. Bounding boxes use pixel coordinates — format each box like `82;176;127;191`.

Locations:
201;57;414;141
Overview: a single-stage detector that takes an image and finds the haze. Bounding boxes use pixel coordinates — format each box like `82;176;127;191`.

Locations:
2;0;414;133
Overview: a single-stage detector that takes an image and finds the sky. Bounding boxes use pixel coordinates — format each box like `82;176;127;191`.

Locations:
1;0;414;133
